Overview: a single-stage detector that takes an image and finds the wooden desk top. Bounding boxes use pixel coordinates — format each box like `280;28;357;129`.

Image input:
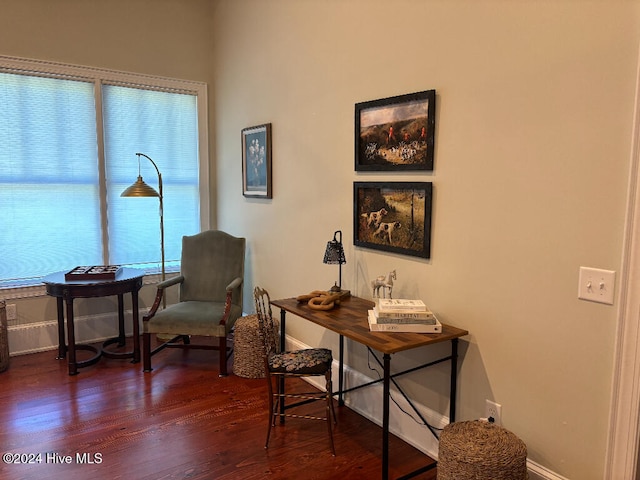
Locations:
271;295;468;355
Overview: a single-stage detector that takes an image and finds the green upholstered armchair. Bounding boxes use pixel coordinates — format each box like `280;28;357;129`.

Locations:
142;230;246;377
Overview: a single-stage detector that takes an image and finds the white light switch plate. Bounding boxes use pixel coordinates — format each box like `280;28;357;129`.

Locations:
578;267;616;305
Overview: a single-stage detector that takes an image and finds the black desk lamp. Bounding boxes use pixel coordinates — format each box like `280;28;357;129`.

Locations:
323;230;349;297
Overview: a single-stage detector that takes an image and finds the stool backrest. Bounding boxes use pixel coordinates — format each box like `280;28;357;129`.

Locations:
254;286;279;360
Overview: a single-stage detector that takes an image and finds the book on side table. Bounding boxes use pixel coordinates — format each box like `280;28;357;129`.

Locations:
376;298;428;312
369;298;441;333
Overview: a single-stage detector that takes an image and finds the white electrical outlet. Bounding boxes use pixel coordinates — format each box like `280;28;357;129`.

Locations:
6;304;17;321
578;267;616;305
485;399;502;425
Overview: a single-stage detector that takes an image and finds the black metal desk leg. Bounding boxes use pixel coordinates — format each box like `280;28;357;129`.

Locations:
279;309;286;351
279;309;286;424
450;338;459;423
338;334;344;406
55;297;66;360
382;353;391;480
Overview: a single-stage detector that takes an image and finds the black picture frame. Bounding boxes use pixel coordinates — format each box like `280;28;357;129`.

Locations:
242;123;272;198
355;90;436;171
354;181;432;258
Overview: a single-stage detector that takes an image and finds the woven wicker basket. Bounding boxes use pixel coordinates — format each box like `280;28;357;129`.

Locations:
0;301;9;373
437;420;527;480
233;314;266;378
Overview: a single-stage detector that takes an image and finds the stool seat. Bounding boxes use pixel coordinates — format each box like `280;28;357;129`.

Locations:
233;314;265;378
437;420;527;480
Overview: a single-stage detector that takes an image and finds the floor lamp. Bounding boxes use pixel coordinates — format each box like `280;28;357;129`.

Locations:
121;152;165;307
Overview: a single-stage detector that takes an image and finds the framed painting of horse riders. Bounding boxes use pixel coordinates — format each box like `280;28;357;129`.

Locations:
355;90;435;171
354;181;432;259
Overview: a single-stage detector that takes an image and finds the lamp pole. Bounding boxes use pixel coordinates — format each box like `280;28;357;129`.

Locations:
121;153;166;308
135;153;165;284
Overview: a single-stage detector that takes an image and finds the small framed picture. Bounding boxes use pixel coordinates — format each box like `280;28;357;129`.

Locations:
355;90;436;171
354;181;432;258
242;123;272;198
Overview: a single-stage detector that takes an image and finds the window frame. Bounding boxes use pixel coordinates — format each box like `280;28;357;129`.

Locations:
0;55;210;298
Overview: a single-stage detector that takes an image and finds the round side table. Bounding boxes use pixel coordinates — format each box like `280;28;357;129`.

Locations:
43;268;144;375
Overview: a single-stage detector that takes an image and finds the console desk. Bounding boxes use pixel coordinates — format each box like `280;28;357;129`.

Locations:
270;295;468;480
42;268;144;376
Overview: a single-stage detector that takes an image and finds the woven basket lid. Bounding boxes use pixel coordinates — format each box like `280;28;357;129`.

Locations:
438;421;527;480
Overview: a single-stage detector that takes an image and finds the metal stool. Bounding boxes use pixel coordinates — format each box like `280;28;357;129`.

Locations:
233;314;265;378
438;420;528;480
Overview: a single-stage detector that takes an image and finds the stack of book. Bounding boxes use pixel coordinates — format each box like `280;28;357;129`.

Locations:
368;298;442;333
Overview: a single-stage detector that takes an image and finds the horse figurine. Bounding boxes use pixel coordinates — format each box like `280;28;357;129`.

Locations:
371;269;396;298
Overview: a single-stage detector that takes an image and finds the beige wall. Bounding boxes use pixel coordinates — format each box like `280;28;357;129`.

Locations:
1;0;640;478
0;0;213;82
211;1;640;479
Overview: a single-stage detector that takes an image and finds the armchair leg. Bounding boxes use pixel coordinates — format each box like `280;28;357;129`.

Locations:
219;336;228;377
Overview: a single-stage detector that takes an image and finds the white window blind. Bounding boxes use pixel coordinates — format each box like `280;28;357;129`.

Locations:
104;85;200;270
0;73;103;282
0;57;207;288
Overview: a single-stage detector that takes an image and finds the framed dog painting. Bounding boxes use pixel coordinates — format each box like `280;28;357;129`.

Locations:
242;123;272;198
354;181;432;258
355;90;435;171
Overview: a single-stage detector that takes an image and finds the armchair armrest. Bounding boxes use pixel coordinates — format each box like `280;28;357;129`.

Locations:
225;276;243;292
158;274;185;290
220;277;243;325
144;274;185;322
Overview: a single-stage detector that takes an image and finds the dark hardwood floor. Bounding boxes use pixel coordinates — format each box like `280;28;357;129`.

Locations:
0;338;437;480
